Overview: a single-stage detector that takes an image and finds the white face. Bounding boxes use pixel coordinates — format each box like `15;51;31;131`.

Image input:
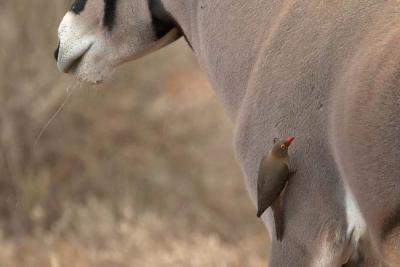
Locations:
55;0;179;83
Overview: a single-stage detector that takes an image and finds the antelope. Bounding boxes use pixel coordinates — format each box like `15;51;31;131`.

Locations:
55;0;400;266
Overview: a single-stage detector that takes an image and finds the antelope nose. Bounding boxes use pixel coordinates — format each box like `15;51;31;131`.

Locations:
54;41;60;61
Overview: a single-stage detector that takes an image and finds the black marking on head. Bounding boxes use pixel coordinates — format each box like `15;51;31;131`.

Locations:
148;0;177;39
103;0;117;31
70;0;88;14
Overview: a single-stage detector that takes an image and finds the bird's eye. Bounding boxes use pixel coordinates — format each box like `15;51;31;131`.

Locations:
280;144;286;149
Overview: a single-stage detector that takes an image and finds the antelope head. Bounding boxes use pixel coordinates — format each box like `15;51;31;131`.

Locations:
55;0;181;83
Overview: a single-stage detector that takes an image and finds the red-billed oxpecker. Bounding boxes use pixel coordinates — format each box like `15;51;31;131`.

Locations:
257;136;295;241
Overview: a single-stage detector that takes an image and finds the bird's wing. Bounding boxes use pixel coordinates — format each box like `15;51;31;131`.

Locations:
257;160;289;217
257;160;289;197
257;155;275;195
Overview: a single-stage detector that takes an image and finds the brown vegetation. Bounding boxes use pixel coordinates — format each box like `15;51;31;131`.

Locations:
0;0;266;266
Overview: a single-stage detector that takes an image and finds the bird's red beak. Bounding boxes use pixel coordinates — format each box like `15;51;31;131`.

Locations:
286;135;295;146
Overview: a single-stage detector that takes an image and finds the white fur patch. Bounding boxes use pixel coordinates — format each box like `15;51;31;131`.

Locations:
345;185;367;244
311;186;367;266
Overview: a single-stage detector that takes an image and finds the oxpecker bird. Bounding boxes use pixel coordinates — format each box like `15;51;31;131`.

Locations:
257;136;295;241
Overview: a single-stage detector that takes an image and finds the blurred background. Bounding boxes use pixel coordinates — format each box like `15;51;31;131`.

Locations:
0;1;267;266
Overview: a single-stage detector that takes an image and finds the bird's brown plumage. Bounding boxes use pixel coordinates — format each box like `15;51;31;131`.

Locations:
257;137;294;241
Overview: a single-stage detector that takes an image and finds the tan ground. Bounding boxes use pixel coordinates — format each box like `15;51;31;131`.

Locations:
0;0;267;266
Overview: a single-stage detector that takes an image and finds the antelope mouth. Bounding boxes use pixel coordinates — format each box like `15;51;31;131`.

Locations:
57;43;93;74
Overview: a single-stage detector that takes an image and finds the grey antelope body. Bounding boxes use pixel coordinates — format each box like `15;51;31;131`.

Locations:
55;0;400;266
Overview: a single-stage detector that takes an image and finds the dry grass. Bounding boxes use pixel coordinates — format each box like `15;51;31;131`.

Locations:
0;0;267;266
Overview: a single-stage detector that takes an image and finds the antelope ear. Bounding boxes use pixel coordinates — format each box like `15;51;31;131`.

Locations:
273;137;279;144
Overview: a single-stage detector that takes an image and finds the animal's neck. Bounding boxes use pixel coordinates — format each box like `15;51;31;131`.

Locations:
162;0;270;120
